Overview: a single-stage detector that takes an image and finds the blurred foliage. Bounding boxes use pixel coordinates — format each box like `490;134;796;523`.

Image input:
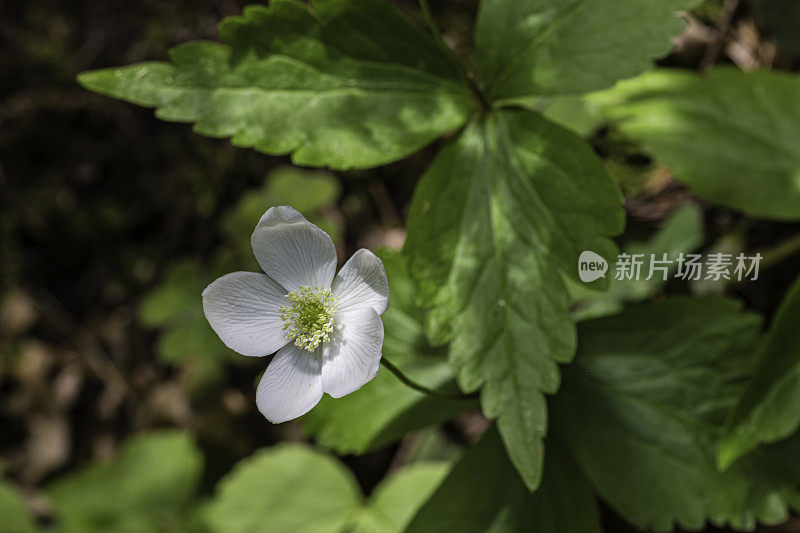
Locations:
47;431;203;533
205;444;448;533
0;464;37;533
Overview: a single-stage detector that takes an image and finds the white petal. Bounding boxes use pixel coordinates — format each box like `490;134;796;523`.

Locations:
256;343;323;423
332;249;389;316
322;307;384;398
202;272;289;357
251;206;337;292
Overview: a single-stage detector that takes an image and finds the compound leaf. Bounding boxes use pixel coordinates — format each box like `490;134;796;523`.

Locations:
404;109;623;490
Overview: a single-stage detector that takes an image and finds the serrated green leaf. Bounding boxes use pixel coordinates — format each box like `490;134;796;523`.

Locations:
304;250;471;454
0;467;37;533
593;67;800;220
206;444;448;533
475;0;698;102
406;427;601;533
553;298;800;531
77;0;474;170
404;110;623;490
47;430;203;533
719;272;800;469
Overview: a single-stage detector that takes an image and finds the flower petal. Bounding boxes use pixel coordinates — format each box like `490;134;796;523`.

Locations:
321;307;384;398
331;249;389;316
251;206;337;292
202;272;289;357
256;343;323;423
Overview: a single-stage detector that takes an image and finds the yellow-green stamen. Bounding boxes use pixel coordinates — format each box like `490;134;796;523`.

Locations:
279;286;337;352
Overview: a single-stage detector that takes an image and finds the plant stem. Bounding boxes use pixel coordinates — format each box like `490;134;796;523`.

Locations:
758;232;800;270
417;0;446;51
380;358;477;400
416;0;492;113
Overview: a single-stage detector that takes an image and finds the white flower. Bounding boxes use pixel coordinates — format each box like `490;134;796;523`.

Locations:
202;206;389;423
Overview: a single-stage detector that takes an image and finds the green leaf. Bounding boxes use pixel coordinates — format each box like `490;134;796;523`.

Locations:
553;298;800;531
353;463;449;533
304;250;471;454
206;444;448;533
206;444;362;533
404;110;623;489
593;67;800;220
0;467;37;533
570;202;704;320
406;427;602;533
719;273;800;469
77;0;475;170
47;430;203;533
541;95;605;137
475;0;698;101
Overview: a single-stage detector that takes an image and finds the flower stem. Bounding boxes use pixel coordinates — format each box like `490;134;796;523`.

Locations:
380;358;478;400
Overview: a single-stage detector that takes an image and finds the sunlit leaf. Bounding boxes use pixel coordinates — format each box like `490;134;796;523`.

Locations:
206;445;361;533
353;463;449;533
404;110;623;490
78;0;474;170
476;0;699;102
593;68;800;220
206;444;448;533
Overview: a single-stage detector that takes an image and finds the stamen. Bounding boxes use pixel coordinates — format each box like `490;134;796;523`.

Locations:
279;286;337;352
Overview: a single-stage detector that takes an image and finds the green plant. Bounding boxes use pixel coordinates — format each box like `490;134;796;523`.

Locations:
74;0;800;530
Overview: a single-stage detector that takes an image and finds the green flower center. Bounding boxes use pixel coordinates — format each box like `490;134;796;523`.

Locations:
279;286;338;352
